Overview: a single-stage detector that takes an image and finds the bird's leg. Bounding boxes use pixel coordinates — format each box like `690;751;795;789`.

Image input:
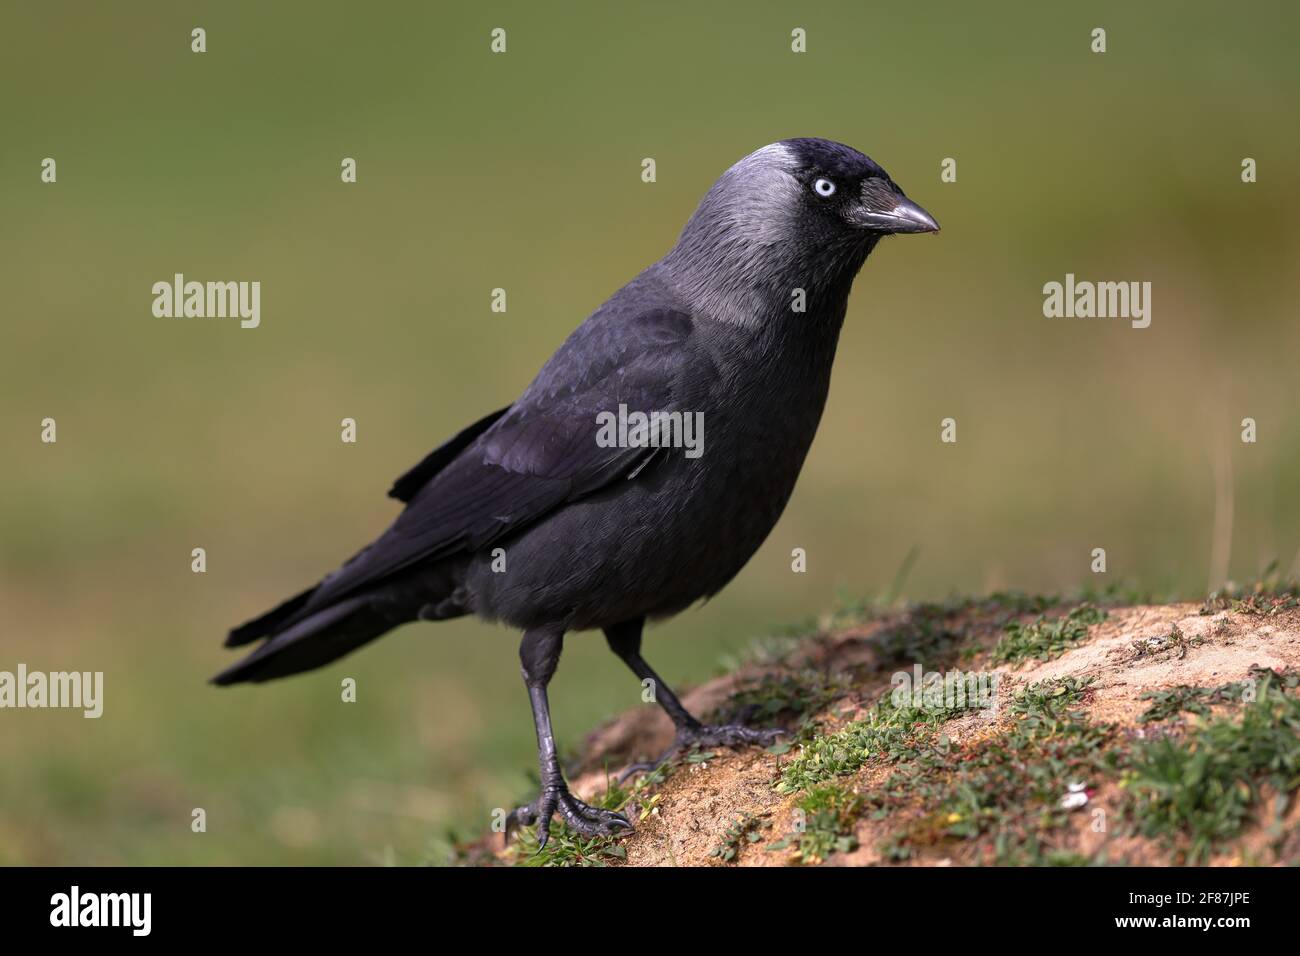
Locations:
504;626;632;848
605;618;782;782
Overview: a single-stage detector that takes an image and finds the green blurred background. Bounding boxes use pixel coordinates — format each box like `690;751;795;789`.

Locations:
2;1;1297;864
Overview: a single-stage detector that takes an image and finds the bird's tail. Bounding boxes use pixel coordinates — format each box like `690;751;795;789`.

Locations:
224;586;316;647
211;596;395;686
215;560;467;685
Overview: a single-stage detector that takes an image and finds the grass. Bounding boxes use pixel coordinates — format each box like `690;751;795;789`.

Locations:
1123;668;1300;863
766;784;864;865
991;604;1107;666
871;697;1114;863
505;581;1300;867
493;586;1300;866
776;692;979;794
858;659;1300;865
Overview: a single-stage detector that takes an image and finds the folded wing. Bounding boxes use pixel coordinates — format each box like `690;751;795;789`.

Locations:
287;306;703;620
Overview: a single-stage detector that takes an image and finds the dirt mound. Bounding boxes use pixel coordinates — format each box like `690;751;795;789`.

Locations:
469;591;1300;866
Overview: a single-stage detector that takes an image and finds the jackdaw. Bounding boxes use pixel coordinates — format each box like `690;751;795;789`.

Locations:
213;138;939;845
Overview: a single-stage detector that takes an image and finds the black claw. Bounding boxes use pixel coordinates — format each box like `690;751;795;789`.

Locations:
530;790;560;851
594;809;633;831
556;791;631;836
509;785;632;848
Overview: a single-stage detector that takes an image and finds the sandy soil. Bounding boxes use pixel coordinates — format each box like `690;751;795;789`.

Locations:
478;599;1300;866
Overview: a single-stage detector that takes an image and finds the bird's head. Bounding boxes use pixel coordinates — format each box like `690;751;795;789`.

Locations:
664;138;938;326
774;137;940;237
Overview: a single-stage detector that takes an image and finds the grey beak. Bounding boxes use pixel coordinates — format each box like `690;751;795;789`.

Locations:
858;196;941;234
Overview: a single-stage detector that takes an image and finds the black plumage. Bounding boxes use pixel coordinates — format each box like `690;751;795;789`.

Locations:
214;138;938;844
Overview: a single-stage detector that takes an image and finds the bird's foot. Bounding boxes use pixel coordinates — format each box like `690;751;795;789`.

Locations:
504;784;632;849
619;722;784;783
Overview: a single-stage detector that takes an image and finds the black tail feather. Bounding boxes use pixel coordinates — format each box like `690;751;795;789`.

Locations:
225;586;316;647
212;597;389;685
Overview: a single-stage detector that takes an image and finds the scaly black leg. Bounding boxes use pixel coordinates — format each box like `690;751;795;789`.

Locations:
504;625;632;848
605;617;782;781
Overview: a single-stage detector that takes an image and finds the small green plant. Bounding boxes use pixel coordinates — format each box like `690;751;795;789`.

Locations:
1129;622;1203;661
1012;676;1096;730
776;693;975;794
1201;562;1300;617
708;811;772;864
871;707;1113;864
1136;678;1249;724
1136;667;1295;726
767;784;864;864
991;604;1106;665
1125;669;1300;863
1226;587;1300;616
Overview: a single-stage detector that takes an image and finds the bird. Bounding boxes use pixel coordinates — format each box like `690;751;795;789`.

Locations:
213;138;939;846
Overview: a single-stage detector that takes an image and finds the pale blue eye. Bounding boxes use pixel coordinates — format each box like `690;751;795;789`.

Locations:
813;178;836;197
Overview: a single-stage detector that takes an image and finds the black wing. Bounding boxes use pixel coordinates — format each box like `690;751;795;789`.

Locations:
388;405;510;503
295;303;704;614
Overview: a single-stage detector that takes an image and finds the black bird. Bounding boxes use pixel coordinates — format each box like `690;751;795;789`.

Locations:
214;138;938;845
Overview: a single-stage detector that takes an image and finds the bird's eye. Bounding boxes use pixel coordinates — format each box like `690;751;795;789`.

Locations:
813;178;836;198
